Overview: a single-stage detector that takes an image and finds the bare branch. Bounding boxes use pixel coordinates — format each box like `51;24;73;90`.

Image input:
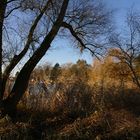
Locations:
2;0;53;96
7;0;18;4
61;22;100;59
5;6;21;18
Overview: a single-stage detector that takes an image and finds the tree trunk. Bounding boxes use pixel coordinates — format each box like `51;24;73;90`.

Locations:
0;0;69;118
0;1;7;99
129;63;140;89
0;0;53;97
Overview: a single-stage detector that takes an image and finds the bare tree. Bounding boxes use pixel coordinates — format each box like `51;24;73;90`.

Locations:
109;11;140;89
0;0;112;117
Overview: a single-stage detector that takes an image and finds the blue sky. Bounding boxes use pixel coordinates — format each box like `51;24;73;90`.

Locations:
39;0;140;66
104;0;140;27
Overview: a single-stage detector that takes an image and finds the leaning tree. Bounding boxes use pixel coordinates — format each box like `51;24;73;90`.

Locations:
0;0;112;117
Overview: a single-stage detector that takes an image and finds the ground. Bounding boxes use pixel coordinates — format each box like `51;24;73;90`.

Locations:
0;105;140;140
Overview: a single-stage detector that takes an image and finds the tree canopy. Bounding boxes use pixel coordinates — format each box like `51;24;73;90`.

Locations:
0;0;112;116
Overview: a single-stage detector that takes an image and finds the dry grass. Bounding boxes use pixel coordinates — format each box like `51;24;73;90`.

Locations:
1;104;140;139
1;84;140;139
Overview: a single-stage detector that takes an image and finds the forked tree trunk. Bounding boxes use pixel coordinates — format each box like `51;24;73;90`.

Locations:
0;0;53;98
0;0;69;118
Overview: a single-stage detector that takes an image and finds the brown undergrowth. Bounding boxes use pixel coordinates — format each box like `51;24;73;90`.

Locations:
1;89;140;140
